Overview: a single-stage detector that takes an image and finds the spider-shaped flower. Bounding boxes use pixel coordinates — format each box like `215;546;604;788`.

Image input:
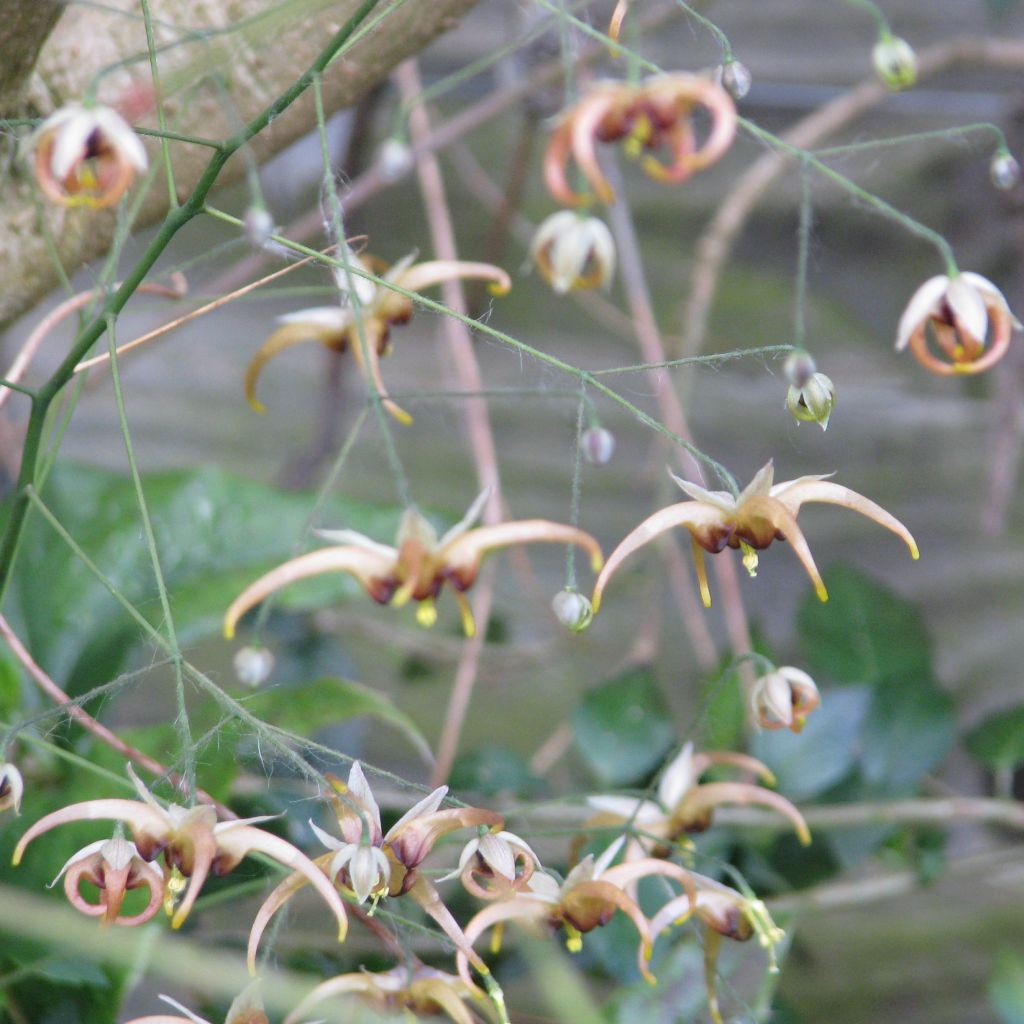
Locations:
244;253;511;423
592;460;917;611
25;103;148;209
224;490;603;639
12;765;346;947
247;762;501;975
51;831;164;927
443;827;542;901
587;742;810;852
530;211;616;293
283;964;494;1024
544;74;736;207
455;836;696;987
896;272;1021;376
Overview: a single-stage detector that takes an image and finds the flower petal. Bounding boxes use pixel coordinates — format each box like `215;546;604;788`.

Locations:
592;502;723;612
945;275;989;347
223;545;397;639
895;276;949;351
959;272;1022;329
396;260;512;297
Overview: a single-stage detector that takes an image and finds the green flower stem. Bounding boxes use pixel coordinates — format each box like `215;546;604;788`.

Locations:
0;0;384;597
139;0;177;206
741;116;960;277
795;165;813;348
591;344;795;376
565;391;587;590
814;122;1011;158
841;0;891;36
675;0;734;62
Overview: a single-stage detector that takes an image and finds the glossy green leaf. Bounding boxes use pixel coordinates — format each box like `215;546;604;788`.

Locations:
571;668;674;786
797;565;931;685
965;705;1024;770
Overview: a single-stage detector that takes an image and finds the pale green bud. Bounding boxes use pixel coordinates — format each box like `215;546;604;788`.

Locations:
552;589;593;632
786;371;835;431
991;152;1021;191
872;35;917;91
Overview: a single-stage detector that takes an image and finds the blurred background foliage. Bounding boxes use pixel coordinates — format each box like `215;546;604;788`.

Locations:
1;0;1024;1022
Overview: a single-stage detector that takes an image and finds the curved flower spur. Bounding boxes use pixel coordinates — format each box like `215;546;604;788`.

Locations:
896;272;1021;376
543;73;737;207
12;765;347;948
224;490;603;639
592;460;918;611
244;252;512;423
123;982;269;1024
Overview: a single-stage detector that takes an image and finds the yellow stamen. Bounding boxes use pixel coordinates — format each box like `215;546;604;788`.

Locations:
454;591;477;637
623;113;654;159
564;923;583;953
163;866;186;917
690;537;712;608
740;540;759;578
416;600;438;628
490;920;504;955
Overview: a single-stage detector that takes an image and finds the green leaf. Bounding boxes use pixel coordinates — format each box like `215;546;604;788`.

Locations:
751;686;870;801
966;706;1024;770
797;565;930;685
242;676;431;762
0;646;23;720
450;747;543;798
990;949;1024;1024
861;682;955;794
571;668;674;786
32;958;111;988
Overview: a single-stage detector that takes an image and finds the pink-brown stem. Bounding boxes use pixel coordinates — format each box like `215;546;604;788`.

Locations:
0;276;187;411
0;613;234;819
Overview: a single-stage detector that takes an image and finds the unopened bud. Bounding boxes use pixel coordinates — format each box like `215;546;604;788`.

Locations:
582;426;615;466
786;371;835;431
872;35;917;91
244;206;276;249
0;762;24;814
377;138;414;182
990;152;1021;191
783;348;817;389
233;646;275;688
749;666;820;733
716;61;752;100
552;589;593;632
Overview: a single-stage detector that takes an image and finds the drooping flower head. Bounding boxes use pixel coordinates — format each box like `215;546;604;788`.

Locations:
896;272;1021;376
592;460;918;611
544;74;737;207
244;252;511;423
12;765;347;951
25;103;148;209
587;742;810;851
530;211;616;293
224;490;603;639
749;666;820;733
0;762;23;814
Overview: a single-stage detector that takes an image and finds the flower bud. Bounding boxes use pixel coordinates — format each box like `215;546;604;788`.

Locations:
872;35;917;91
377;138;414;182
582;426;615;465
0;762;24;814
244;206;276;249
990;152;1021;191
786;371;835;431
783;348;817;389
750;667;820;733
716;61;752;100
233;646;275;688
552;589;593;632
531;211;616;293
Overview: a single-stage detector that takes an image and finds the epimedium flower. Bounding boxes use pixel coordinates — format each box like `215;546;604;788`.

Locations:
123;982;268;1024
530;210;616;293
591;460;918;611
0;762;23;814
750;666;820;733
587;742;810;851
896;272;1021;376
51;831;164;927
244;252;512;423
247;761;502;975
223;489;603;639
454;836;696;988
283;964;492;1024
25;103;148;209
644;873;785;1024
544;74;737;207
12;765;347;946
442;826;542;901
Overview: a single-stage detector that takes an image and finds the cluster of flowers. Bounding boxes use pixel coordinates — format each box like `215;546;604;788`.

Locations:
11;753;807;1022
